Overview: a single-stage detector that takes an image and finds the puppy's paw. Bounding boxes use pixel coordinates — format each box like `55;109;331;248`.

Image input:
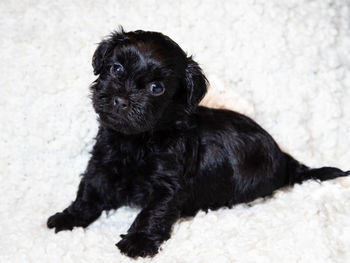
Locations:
116;232;160;258
47;212;75;233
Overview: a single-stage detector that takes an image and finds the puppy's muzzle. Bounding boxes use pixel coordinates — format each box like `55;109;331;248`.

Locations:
113;96;129;112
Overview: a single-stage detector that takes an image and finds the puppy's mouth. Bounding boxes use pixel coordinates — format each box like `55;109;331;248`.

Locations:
98;110;154;135
99;112;127;127
105;114;125;124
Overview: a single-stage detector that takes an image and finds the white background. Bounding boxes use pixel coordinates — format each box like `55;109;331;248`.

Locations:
1;0;350;262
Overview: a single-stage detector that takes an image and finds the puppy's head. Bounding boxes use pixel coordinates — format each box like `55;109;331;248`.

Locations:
91;28;208;134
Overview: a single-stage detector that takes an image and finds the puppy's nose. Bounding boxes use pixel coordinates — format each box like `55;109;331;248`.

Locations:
114;96;129;110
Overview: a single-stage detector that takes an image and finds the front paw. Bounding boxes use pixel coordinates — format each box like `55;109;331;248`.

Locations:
116;232;160;258
47;212;75;233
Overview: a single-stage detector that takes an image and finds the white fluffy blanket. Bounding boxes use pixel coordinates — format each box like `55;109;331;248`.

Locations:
1;0;350;262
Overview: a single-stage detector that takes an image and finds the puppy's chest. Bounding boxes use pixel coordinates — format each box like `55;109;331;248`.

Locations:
101;144;163;206
99;133;184;180
103;142;158;179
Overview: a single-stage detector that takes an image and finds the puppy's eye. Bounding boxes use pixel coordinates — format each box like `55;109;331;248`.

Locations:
111;63;124;75
148;82;165;96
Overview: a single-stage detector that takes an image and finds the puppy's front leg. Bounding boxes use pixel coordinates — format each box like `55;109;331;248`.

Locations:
117;194;180;258
117;158;182;258
46;151;119;233
47;177;105;233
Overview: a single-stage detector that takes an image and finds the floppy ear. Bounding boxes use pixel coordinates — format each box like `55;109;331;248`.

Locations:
92;27;128;75
184;57;208;113
92;40;111;75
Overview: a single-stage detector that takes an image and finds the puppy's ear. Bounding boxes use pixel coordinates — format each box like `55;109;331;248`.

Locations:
92;40;110;75
92;27;128;75
184;57;208;113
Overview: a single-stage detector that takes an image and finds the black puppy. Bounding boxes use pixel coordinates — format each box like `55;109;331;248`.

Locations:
47;28;349;258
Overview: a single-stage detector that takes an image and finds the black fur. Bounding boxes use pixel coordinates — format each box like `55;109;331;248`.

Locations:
47;28;349;258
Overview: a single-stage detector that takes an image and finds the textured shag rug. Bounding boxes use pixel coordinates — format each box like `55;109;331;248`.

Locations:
1;0;350;262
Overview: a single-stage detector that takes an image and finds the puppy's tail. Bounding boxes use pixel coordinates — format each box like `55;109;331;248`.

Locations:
284;153;349;185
